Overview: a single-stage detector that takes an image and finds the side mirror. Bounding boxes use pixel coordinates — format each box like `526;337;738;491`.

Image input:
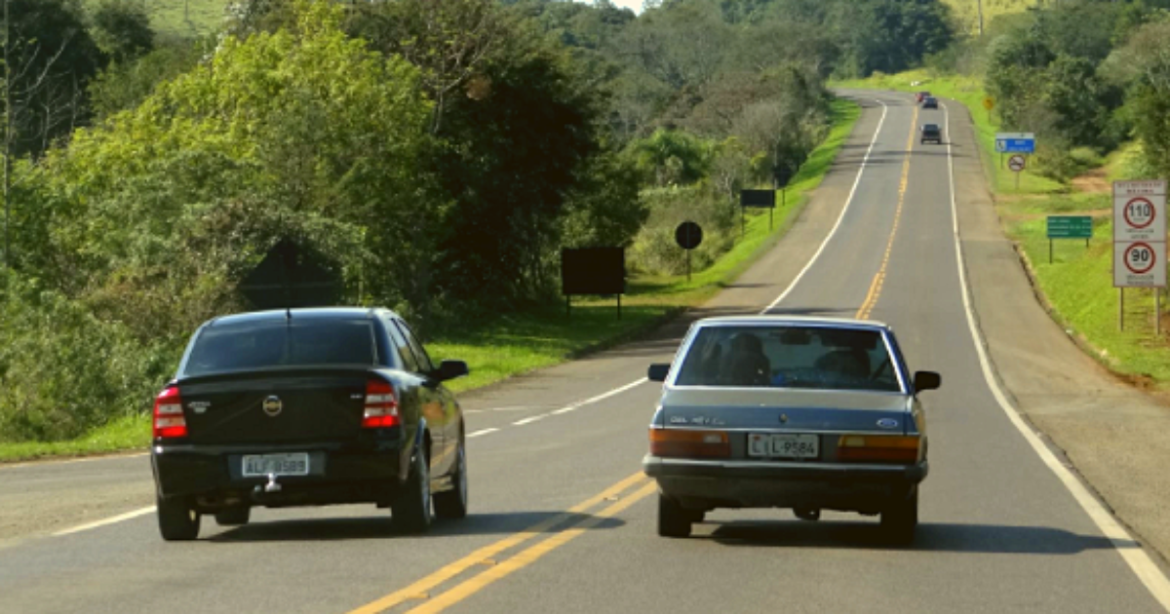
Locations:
647;363;671;383
913;371;941;392
435;360;470;382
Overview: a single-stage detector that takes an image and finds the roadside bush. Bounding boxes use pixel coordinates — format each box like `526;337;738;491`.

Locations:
0;273;175;442
630;186;735;276
1034;144;1103;182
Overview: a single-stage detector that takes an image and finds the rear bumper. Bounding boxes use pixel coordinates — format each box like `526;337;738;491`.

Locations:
643;455;928;513
152;439;406;510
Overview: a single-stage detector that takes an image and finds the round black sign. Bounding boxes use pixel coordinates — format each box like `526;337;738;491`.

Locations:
675;221;703;250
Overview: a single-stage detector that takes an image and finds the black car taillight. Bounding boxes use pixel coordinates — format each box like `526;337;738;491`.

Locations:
362;379;400;428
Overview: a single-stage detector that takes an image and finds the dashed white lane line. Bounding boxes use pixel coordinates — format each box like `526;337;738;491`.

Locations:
467;428;500;438
942;101;1170;611
53;506;156;537
512;416;545;426
761;97;890;315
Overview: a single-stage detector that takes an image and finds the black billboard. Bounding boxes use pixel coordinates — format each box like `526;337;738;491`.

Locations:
561;247;626;296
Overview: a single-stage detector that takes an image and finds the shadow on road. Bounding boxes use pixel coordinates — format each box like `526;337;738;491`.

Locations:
207;511;624;543
705;520;1134;554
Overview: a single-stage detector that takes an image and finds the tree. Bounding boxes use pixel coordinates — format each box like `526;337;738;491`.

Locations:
91;0;154;64
2;0;103;269
35;0;434;337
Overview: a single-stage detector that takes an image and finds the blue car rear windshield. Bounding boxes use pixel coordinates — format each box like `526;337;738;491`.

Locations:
183;319;376;376
673;326;901;392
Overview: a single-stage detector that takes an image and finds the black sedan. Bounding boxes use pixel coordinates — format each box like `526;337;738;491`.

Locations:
150;308;470;540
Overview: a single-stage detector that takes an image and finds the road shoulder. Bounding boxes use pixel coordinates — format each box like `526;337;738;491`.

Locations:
948;97;1170;567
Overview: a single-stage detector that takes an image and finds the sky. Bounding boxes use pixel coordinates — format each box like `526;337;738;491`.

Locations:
576;0;644;13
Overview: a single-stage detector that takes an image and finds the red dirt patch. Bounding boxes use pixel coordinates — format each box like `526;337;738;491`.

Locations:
1071;166;1110;194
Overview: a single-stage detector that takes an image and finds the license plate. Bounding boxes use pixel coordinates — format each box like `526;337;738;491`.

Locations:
242;453;309;477
747;433;819;459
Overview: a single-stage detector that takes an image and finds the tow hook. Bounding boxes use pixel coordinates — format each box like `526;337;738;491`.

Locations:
794;507;820;522
263;473;282;493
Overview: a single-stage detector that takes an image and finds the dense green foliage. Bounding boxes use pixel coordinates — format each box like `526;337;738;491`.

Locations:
0;0;951;443
937;0;1170;182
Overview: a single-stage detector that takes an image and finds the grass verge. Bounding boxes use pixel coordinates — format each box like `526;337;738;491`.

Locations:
0;98;862;462
835;70;1170;389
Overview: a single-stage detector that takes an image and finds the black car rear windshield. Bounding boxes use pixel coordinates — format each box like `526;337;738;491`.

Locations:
673;325;901;392
183;318;377;376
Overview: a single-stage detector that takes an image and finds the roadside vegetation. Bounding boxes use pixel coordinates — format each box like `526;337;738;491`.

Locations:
837;0;1170;390
0;0;949;460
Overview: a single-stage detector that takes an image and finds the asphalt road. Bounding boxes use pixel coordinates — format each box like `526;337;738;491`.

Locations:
2;91;1168;614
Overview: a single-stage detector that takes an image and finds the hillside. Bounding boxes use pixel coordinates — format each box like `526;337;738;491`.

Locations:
943;0;1038;35
108;0;226;39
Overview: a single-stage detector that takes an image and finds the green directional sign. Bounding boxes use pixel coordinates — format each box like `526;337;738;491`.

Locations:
1047;216;1092;239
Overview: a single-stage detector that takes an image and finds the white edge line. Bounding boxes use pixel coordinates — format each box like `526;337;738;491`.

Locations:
942;100;1170;610
760;97;890;315
52;505;155;537
468;428;500;438
512;416;545;426
2;451;149;471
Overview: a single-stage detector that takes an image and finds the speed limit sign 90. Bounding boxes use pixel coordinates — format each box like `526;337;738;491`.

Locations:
1114;241;1166;287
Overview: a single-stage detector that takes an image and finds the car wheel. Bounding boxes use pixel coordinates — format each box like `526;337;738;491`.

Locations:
214;507;251;527
881;490;918;545
433;442;468;520
657;493;692;538
392;448;433;534
157;496;200;541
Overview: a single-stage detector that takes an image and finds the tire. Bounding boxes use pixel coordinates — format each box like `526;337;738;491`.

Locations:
391;447;433;534
881;490;918;545
214;507;251;527
157;496;200;541
433;442;469;520
657;493;692;538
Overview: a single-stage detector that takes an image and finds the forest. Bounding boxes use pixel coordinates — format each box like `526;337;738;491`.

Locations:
0;0;954;442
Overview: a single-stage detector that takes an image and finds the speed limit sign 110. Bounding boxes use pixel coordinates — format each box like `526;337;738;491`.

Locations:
1114;180;1166;242
1114;241;1166;288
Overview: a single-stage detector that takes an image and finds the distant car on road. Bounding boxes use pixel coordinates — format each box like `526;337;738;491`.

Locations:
643;316;939;543
922;96;939;109
150;308;470;541
921;123;943;144
915;91;931;103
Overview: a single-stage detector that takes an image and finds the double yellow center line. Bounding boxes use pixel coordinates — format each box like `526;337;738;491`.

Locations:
347;472;656;614
856;104;919;320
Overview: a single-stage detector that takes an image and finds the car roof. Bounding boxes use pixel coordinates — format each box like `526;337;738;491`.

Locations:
923;123;940;128
691;315;891;331
205;307;398;328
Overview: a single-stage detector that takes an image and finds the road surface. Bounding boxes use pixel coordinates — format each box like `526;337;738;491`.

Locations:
2;91;1168;614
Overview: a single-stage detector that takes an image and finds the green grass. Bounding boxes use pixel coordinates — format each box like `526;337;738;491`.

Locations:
0;99;862;461
942;0;1038;35
0;414;150;462
84;0;227;40
837;69;1170;387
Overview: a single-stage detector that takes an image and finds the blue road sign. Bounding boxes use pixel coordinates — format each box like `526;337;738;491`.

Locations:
995;132;1035;154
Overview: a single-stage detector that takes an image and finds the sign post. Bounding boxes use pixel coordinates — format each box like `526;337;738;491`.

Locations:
1113;180;1168;333
561;247;626;319
1046;216;1092;263
982;96;994;122
740;189;777;235
1008;154;1026;190
997;132;1034;172
675;221;703;282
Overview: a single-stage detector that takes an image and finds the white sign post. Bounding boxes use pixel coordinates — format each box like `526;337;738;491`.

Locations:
1008;154;1026;190
1113;180;1167;333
